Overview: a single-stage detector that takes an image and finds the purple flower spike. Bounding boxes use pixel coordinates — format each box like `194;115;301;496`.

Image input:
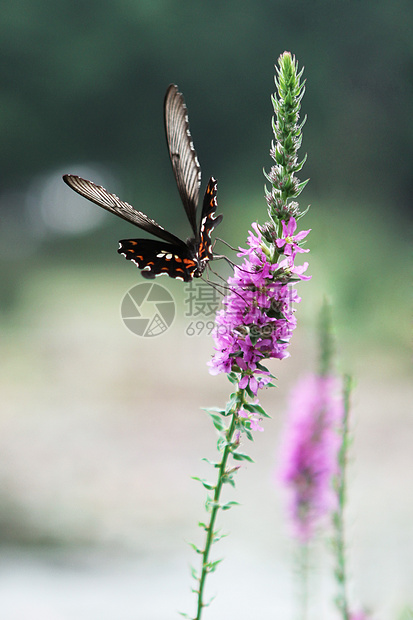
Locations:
208;221;310;389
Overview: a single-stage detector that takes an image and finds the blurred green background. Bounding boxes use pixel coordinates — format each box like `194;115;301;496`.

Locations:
0;1;412;619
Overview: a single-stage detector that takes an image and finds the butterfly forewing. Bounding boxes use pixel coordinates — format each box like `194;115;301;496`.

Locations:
164;84;201;236
63;174;185;247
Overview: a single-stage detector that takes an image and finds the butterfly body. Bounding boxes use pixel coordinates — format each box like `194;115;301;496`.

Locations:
118;176;222;282
63;85;222;281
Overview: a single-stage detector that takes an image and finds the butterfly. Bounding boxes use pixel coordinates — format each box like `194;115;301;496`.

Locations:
63;84;223;282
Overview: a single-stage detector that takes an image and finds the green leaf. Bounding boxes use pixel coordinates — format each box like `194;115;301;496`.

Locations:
206;558;223;573
202;406;225;415
207;413;226;431
221;500;240;511
228;349;243;359
242;403;267;416
198;521;208;530
232;452;254;463
296;203;310;219
192;476;215;491
206;499;220;510
295;178;310;196
294;151;308;172
249;332;260;345
243;428;254;441
225;392;238;414
265;307;286;319
255;362;273;375
212;531;229;542
201;457;220;468
248;406;271;419
204;594;217;607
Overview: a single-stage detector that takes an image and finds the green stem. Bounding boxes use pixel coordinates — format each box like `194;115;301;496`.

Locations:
195;389;244;620
333;375;352;620
298;542;309;620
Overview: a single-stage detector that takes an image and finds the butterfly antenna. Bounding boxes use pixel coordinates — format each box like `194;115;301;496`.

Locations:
205;265;250;306
214;252;271;278
212;240;260;276
214;237;239;252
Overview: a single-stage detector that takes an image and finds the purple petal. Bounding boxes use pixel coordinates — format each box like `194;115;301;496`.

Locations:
249;376;258;394
239;376;249;389
286;217;297;235
293;228;311;241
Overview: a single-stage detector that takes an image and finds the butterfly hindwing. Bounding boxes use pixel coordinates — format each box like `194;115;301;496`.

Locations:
118;239;198;282
197;177;223;262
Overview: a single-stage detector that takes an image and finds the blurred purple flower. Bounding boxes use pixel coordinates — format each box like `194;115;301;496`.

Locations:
278;374;343;542
350;611;372;620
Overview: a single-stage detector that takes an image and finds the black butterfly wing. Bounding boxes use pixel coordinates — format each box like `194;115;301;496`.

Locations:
197;177;223;261
164;84;201;237
118;239;198;282
62;174;186;247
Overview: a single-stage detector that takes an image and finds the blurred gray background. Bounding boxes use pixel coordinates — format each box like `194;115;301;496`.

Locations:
0;1;411;619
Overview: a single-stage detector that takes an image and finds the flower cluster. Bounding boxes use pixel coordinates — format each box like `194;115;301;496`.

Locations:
278;373;343;542
208;222;310;393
